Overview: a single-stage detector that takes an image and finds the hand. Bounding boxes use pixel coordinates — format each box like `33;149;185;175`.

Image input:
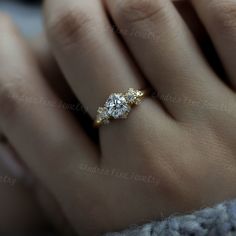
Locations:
0;0;236;235
0;2;213;232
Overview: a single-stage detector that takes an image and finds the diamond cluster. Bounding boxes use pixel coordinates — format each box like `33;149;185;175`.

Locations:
96;88;145;125
125;88;144;105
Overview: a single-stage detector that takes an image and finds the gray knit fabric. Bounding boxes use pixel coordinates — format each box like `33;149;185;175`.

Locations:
105;199;236;236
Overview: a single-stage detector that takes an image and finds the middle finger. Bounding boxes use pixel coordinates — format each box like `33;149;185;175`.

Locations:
105;0;232;122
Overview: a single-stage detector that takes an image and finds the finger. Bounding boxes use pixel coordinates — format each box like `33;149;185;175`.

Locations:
29;33;99;143
191;0;236;90
173;0;208;44
44;0;150;118
105;0;232;121
0;143;47;232
0;13;98;194
43;0;179;170
29;32;74;101
0;136;73;233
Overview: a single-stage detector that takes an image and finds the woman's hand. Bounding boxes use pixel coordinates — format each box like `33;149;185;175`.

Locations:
0;0;236;235
0;3;212;233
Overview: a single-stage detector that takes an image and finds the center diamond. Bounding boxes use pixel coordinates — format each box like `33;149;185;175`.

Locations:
105;93;130;119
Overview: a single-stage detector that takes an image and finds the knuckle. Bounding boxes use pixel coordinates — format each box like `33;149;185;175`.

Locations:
117;0;166;24
210;1;236;33
48;7;92;49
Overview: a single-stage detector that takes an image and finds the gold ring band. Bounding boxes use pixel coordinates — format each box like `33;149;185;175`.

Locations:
94;88;150;128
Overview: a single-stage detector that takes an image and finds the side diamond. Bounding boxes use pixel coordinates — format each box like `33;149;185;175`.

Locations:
125;88;144;105
96;107;109;124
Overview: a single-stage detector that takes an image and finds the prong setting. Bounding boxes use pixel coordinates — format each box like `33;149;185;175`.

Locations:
95;88;148;127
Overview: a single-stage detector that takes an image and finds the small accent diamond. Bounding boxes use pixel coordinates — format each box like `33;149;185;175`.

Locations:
96;107;109;123
125;88;144;105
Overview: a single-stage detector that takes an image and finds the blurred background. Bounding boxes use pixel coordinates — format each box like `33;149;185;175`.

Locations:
0;0;42;36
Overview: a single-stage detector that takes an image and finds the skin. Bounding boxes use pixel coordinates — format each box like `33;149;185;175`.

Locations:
0;0;236;235
1;1;204;233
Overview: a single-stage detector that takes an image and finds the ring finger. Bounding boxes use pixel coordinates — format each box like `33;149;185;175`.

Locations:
43;0;180;167
44;0;172;125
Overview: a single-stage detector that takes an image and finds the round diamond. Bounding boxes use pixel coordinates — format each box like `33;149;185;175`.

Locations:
105;93;130;119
